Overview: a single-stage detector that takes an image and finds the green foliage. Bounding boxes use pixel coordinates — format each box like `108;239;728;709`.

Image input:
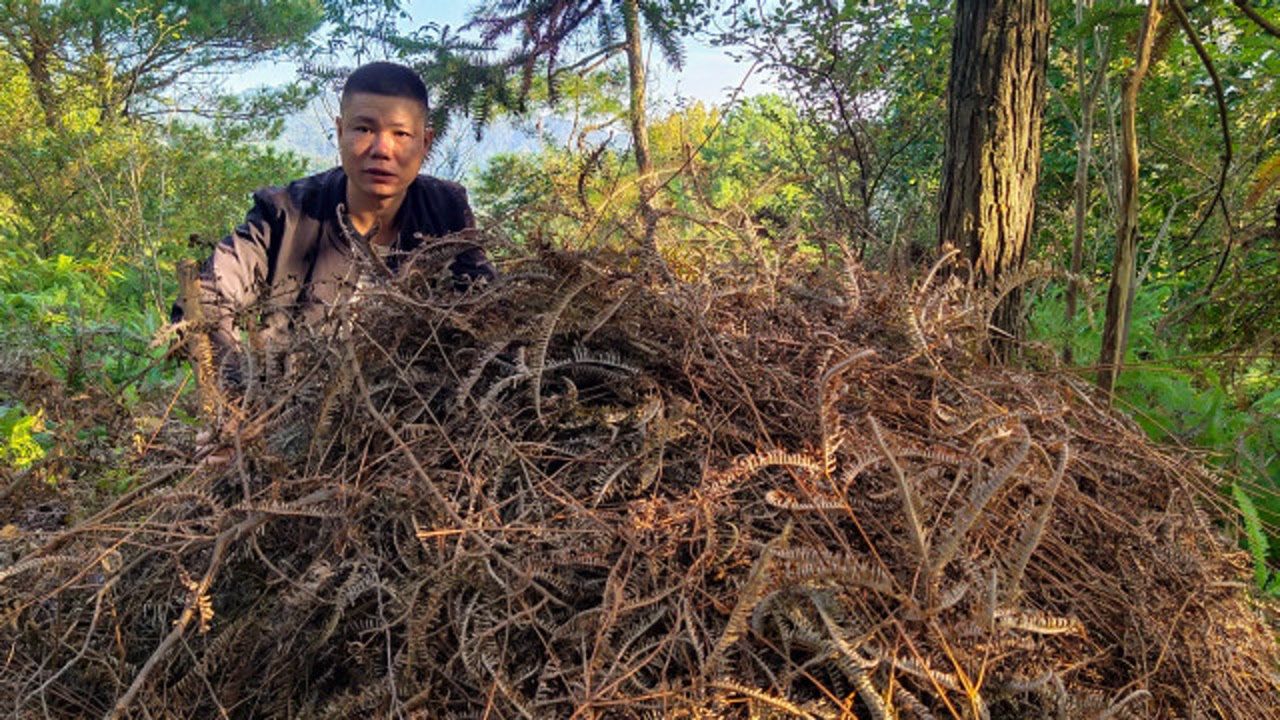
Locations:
1031;281;1277;468
0;247;112;384
721;0;952;261
0;0;396;503
1232;482;1280;594
0;111;309;388
408;0;709;137
0;10;315;491
0;243;161;390
1038;0;1280;359
1030;283;1280;579
1021;0;1280;587
472;94;834;271
664;96;809;218
0;0;326;126
0;404;48;471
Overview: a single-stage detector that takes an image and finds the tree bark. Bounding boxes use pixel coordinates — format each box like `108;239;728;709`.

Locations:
26;34;61;131
621;0;665;275
938;0;1049;356
89;18;119;124
1097;0;1162;397
1065;0;1102;363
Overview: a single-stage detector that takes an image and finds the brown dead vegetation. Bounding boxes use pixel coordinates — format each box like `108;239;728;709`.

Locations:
1;240;1277;719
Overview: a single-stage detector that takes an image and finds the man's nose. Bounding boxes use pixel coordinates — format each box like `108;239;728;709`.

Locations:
369;131;393;157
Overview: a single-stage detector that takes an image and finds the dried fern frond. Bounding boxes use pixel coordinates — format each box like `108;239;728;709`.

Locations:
711;450;825;493
765;488;845;512
6;246;1275;719
770;546;897;597
931;422;1030;578
994;608;1085;636
0;554;85;585
1007;441;1070;601
711;678;837;719
528;271;602;423
709;523;792;670
869;414;928;563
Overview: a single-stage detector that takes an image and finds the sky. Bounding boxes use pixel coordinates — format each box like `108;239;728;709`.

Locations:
233;0;771;175
403;0;768;103
234;0;762;99
231;0;769;109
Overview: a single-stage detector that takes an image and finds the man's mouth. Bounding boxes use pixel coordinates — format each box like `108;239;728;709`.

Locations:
365;168;396;179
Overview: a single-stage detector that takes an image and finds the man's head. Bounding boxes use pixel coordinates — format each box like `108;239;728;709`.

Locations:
336;62;434;212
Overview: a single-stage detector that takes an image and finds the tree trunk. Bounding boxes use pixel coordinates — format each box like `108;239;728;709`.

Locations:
938;0;1049;356
1064;0;1100;364
1097;0;1162;397
27;35;61;131
89;18;118;124
6;3;64;131
621;0;665;275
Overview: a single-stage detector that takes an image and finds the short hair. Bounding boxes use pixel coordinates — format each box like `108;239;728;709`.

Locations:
340;61;430;119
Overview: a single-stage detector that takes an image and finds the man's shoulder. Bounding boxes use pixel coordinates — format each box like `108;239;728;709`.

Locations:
401;174;474;237
241;167;342;219
279;167;345;214
411;174;470;205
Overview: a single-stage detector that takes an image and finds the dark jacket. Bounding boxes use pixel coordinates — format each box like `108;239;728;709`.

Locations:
174;167;494;383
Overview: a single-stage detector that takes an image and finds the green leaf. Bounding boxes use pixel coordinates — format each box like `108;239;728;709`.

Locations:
1232;482;1272;590
0;404;47;471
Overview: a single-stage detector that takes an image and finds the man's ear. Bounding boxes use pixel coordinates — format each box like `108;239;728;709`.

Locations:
334;115;343;142
423;126;435;159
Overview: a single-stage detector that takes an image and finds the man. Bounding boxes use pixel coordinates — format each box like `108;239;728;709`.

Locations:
174;61;494;393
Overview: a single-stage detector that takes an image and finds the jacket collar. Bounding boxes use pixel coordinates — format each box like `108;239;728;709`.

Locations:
324;167;431;252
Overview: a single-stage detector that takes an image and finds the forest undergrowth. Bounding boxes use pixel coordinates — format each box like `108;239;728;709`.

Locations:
0;238;1277;719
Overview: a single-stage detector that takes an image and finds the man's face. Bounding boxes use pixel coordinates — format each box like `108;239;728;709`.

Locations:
335;92;432;207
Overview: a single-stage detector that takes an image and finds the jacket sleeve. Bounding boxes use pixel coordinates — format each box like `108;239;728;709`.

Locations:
447;186;497;284
172;190;284;388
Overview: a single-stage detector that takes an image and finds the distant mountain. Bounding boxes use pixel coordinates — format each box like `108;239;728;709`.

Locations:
275;106;339;169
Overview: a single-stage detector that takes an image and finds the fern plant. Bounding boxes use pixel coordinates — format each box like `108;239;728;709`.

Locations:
1232;483;1280;595
1030;283;1280;588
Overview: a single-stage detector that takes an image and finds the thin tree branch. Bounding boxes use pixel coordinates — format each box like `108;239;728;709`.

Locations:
1170;0;1233;249
1232;0;1280;39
